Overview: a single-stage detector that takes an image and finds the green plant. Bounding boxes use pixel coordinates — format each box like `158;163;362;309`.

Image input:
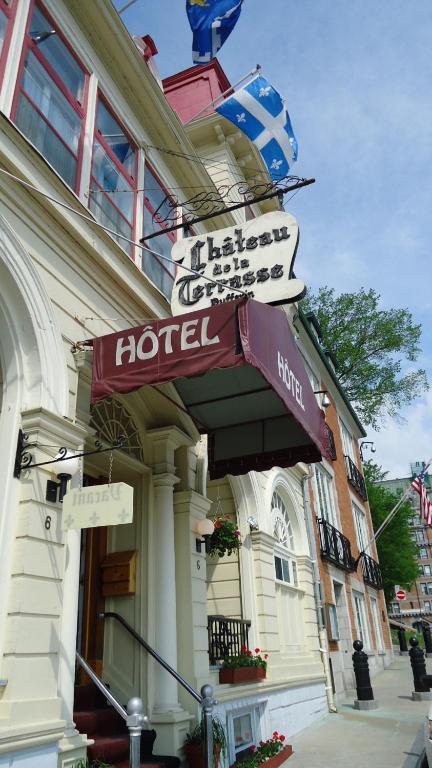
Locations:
232;732;286;768
184;715;227;757
208;516;241;557
222;647;268;670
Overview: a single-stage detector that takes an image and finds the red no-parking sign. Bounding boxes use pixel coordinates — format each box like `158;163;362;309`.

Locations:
396;589;406;601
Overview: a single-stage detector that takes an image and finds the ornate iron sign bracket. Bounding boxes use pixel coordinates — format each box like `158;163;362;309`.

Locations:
13;429;126;479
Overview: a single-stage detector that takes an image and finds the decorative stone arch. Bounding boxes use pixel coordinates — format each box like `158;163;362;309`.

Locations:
264;468;310;556
0;213;69;659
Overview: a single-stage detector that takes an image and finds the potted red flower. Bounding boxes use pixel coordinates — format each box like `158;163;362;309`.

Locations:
219;647;268;684
208;516;241;557
230;732;293;768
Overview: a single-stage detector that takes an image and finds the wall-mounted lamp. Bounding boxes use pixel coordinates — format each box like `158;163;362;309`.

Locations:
195;518;215;554
46;451;80;503
247;516;259;531
313;390;331;409
360;441;376;461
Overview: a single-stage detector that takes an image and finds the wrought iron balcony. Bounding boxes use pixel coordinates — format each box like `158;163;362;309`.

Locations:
361;552;383;590
317;518;356;572
345;455;368;500
208;615;251;666
325;424;337;461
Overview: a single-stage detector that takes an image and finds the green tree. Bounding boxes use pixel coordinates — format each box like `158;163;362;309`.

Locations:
301;287;428;428
365;462;419;605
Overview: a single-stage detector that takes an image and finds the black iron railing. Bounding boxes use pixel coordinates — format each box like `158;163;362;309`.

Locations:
345;455;368;500
208;615;251;666
361;552;383;590
325;425;337;461
317;518;356;572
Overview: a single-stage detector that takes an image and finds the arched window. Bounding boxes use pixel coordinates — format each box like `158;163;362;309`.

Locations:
271;490;297;586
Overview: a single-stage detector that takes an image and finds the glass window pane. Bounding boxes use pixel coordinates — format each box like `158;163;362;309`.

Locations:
282;558;290;583
15;92;77;188
29;5;84;101
89;189;132;256
292;560;298;586
20;51;81;154
233;714;253;750
91;140;134;223
274;556;283;581
145;166;174;224
96;99;135;177
0;9;7;56
426;565;431;576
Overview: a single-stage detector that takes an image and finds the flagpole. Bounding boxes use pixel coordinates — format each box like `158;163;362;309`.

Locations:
118;0;141;14
360;458;432;560
185;64;261;125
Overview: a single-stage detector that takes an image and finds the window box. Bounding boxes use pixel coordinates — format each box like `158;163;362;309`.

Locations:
219;666;266;684
231;745;294;768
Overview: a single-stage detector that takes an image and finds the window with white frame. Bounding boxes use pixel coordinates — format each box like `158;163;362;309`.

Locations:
314;465;338;528
425;564;431;576
425;601;432;612
420;547;428;559
302;357;321;406
370;596;384;652
352;591;370;648
340;419;356;463
353;502;369;552
272;490;297;585
227;709;259;765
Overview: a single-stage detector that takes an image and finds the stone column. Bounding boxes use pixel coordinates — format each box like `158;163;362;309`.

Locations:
153;471;181;712
147;428;195;757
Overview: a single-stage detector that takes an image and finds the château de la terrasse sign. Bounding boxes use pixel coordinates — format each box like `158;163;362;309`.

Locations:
170;211;305;315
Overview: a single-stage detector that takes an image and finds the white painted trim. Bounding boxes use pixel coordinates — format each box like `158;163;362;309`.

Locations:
0;0;30;116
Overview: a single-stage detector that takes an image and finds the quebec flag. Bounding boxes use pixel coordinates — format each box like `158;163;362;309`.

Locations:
186;0;243;64
216;75;298;181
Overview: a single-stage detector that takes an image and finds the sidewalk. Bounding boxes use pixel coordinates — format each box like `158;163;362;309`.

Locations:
287;655;430;768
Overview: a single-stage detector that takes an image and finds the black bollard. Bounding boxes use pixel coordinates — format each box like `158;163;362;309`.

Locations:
398;628;408;654
352;640;375;706
409;636;429;693
422;624;432;655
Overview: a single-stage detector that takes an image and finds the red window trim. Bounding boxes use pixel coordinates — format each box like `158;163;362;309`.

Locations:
89;92;138;251
11;0;89;193
142;164;178;290
94;91;138;185
0;0;18;85
144;162;177;243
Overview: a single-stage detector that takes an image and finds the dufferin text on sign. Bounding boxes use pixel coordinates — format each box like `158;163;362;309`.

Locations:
170;211;305;316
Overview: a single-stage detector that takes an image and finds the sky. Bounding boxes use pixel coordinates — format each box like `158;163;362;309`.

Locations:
112;0;432;479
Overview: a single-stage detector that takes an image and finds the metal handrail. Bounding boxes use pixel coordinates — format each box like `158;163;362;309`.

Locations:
76;651;127;719
100;611;202;704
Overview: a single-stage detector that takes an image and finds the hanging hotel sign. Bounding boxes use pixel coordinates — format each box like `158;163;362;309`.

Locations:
61;482;134;531
170;211;305;315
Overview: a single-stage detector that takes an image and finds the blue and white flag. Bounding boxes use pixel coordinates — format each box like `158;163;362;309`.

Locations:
186;0;243;64
215;75;298;180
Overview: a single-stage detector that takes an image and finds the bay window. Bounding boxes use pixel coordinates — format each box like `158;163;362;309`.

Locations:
142;165;176;298
90;96;137;256
0;0;14;69
14;3;86;190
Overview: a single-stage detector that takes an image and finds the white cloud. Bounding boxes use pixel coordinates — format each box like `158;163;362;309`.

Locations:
367;391;432;478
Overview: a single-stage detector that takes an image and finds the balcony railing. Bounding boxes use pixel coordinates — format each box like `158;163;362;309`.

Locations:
208;615;251;666
345;455;368;500
325;424;337;461
317;518;356;572
361;552;383;590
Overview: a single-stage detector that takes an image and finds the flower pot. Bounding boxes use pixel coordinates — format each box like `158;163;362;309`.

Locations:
219;666;266;684
183;742;222;768
264;745;294;768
